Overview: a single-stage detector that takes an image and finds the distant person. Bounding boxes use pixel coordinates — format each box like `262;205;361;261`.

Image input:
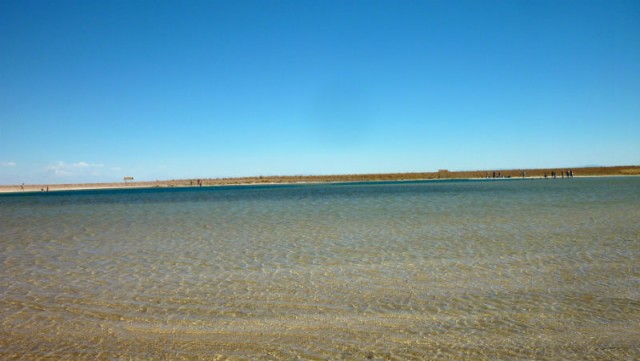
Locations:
20;183;24;191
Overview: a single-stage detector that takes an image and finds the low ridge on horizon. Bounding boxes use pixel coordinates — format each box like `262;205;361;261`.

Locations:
2;165;639;192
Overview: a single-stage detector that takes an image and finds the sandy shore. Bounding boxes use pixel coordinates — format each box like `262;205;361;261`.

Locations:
1;165;639;194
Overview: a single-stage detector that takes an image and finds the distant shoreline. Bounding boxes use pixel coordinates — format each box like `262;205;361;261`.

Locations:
1;165;639;194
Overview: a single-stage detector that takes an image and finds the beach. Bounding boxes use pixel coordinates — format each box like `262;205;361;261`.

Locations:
1;165;639;194
2;0;638;358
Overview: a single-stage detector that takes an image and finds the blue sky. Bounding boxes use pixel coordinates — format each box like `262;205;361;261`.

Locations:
1;0;639;184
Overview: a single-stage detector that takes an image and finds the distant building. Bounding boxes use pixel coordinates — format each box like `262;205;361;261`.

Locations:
123;176;134;184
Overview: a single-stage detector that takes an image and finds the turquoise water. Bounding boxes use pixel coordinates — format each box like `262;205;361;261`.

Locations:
1;178;639;360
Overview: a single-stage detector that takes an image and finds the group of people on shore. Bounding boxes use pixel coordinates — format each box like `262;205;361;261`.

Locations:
544;170;574;179
485;170;574;179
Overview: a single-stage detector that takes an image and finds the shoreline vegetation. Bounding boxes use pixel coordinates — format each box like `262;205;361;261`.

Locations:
1;165;639;194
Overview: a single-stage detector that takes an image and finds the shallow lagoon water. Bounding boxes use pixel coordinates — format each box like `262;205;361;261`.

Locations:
1;177;639;360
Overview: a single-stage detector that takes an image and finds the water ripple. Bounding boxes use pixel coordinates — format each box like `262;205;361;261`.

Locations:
1;178;639;359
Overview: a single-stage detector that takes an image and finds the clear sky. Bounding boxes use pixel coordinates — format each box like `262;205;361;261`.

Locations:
1;0;639;184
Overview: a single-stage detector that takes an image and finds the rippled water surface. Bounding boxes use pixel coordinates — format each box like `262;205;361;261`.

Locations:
1;178;639;360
